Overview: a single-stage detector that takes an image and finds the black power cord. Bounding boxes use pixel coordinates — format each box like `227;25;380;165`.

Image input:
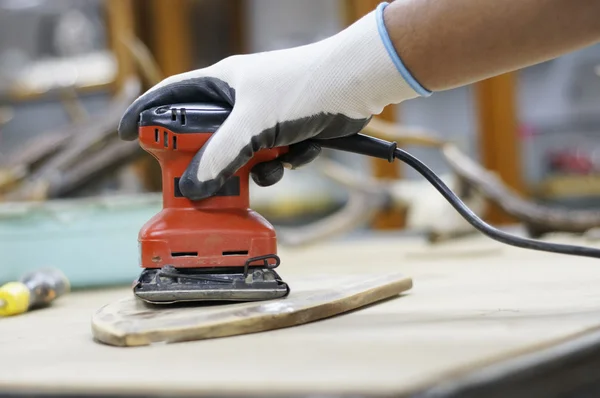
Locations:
316;133;600;259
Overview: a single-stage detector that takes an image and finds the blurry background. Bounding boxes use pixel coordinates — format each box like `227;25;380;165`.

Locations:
1;0;599;287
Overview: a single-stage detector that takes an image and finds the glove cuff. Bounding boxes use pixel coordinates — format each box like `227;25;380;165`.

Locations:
318;2;432;116
375;2;432;97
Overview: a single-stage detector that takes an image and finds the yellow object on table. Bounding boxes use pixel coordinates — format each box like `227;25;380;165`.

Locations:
0;282;30;316
0;268;70;317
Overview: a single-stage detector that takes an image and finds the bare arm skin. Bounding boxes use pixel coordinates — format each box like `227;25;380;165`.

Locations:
385;0;600;91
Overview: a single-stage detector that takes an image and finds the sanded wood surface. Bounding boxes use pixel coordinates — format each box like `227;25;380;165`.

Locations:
3;232;600;397
92;272;412;347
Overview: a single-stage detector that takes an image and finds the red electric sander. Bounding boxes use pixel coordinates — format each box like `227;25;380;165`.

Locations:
133;103;289;304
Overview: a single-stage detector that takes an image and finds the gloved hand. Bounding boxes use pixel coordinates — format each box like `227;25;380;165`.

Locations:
118;2;431;200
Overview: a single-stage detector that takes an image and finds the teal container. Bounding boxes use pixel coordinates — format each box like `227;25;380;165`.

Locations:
0;193;162;288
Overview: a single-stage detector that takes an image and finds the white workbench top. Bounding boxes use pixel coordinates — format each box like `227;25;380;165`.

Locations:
2;232;600;396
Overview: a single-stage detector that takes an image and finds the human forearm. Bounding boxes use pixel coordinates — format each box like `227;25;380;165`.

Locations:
384;0;600;91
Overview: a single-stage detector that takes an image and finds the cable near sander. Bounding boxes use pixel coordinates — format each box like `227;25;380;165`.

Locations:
317;133;600;259
134;103;600;306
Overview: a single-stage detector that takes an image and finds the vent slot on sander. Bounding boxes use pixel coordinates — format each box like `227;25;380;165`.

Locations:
222;250;249;256
170;251;249;257
171;252;198;257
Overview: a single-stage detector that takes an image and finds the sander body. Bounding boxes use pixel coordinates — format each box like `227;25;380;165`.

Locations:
134;103;289;304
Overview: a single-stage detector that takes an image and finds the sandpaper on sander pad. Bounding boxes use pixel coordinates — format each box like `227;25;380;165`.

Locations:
91;272;412;347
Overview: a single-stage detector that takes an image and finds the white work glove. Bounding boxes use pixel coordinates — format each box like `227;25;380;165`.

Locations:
118;2;431;200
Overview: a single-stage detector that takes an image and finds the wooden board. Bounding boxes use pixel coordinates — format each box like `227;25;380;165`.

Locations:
3;233;600;397
92;272;412;347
